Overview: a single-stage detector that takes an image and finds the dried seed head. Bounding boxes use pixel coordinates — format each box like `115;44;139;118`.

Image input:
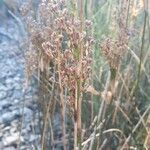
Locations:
51;3;59;12
85;20;93;28
24;0;94;117
100;37;127;69
74;20;81;27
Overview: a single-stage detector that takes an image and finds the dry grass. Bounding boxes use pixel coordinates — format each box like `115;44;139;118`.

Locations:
19;0;150;149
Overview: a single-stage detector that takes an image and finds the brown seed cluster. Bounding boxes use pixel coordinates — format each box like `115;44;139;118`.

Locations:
100;0;129;70
100;37;127;69
21;0;94;113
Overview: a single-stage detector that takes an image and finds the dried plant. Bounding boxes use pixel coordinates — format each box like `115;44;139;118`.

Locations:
21;0;150;149
21;0;94;149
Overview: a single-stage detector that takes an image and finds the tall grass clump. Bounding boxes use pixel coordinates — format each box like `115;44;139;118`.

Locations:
20;0;150;149
21;0;94;149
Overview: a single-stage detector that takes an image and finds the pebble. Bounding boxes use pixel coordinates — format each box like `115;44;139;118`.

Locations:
13;82;22;90
0;142;4;149
0;90;7;99
12;90;23;99
10;126;17;134
0;84;7;91
11;119;18;126
0;132;3;138
3;126;11;131
29;134;39;142
3;147;16;150
1;100;11;108
1;111;19;124
3;132;19;146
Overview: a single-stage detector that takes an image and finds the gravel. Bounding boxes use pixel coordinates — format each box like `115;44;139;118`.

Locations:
0;11;41;149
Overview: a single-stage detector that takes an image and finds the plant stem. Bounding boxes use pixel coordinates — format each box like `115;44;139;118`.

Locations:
57;44;66;150
77;0;84;149
74;82;78;150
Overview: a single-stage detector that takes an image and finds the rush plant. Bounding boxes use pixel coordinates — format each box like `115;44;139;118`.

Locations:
20;0;150;149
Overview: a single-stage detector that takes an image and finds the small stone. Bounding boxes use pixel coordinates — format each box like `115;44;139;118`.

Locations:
7;90;13;97
0;84;7;91
12;90;23;99
3;146;16;150
14;76;21;82
1;110;20;124
3;132;19;146
11;119;18;126
23;107;33;122
0;124;4;129
14;99;19;104
3;126;11;131
21;129;28;135
29;134;38;142
34;125;41;135
1;100;12;109
0;132;3;138
3;132;10;138
20;145;33;150
0;141;4;149
10;126;17;134
0;90;7;99
5;78;13;85
13;83;22;90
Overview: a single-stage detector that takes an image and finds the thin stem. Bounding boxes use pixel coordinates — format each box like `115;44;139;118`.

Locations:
58;53;66;150
120;104;150;150
77;0;84;149
137;0;147;86
41;80;55;150
74;82;78;150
